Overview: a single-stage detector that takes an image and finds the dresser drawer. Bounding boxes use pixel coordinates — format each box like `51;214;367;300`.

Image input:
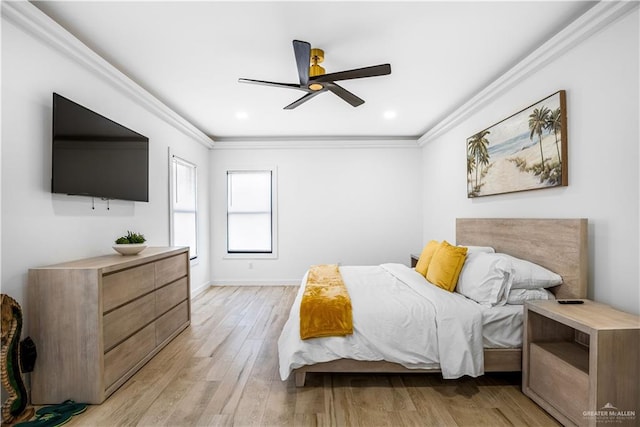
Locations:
104;323;155;389
155;277;188;316
155;253;188;287
103;263;155;313
103;293;155;351
156;300;189;345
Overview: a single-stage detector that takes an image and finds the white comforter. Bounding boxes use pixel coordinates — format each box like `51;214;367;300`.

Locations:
278;263;485;380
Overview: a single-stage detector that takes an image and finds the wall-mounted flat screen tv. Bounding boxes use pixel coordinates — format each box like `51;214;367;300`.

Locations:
51;93;149;202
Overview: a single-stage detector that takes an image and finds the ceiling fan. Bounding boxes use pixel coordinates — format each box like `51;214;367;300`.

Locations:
238;40;391;110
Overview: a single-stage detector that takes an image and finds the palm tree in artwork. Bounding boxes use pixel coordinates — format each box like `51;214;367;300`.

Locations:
467;153;476;193
467;130;491;191
545;107;562;163
528;106;551;169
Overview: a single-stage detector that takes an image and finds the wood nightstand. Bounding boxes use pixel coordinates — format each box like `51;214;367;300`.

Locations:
410;254;419;268
523;300;639;426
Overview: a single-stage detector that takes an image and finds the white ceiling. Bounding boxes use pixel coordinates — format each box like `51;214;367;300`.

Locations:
32;1;596;141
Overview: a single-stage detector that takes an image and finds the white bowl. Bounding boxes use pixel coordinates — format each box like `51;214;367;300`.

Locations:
112;244;147;255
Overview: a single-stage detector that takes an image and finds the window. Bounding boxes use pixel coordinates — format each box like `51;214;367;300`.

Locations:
170;155;198;260
227;170;275;255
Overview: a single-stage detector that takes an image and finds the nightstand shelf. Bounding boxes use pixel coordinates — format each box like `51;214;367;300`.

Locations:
523;300;639;426
531;341;589;373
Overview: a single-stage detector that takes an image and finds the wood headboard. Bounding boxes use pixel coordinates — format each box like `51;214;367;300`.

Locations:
456;218;588;299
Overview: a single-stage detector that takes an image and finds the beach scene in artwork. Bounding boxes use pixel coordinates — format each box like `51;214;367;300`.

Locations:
467;92;565;197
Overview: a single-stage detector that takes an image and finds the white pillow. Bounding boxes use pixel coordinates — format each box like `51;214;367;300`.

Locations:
496;254;562;289
459;245;495;255
455;252;513;306
506;288;555;305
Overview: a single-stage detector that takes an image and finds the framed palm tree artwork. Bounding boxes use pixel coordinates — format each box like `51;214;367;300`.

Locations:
467;90;568;198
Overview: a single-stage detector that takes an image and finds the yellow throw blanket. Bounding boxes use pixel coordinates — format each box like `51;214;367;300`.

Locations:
300;264;353;340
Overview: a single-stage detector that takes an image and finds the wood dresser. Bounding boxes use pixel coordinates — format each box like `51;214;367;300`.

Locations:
523;300;639;426
28;247;190;404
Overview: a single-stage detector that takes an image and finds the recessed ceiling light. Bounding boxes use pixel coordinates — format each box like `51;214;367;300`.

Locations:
383;110;397;120
235;111;249;120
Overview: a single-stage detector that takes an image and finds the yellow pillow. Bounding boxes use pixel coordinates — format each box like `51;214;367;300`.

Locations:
426;241;468;292
415;240;440;277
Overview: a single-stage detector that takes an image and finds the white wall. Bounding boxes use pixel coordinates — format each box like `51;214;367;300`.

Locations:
4;3;636;319
210;146;422;284
1;9;212;320
421;10;639;314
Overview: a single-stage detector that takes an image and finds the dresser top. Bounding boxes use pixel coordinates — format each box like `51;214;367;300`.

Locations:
30;247;188;274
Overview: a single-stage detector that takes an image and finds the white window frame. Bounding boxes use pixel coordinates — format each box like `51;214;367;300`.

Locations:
169;151;198;262
224;167;278;260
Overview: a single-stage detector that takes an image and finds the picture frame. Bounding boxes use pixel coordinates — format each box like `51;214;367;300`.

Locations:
467;90;567;198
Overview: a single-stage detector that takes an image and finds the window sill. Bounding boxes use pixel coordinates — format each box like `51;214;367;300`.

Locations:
224;253;278;260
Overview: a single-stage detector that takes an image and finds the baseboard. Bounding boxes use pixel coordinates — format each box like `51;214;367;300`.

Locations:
210;280;300;286
190;281;212;297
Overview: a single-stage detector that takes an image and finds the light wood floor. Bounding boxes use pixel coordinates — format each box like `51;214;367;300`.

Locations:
64;286;559;426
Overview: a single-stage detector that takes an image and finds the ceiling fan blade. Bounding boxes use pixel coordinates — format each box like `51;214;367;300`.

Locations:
238;78;302;90
293;40;311;86
283;91;323;110
326;83;364;107
312;64;391;83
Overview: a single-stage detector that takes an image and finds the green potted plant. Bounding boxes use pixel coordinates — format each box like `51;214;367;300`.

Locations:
113;231;147;255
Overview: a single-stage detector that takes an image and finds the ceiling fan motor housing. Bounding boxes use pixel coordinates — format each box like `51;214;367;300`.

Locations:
309;48;325;77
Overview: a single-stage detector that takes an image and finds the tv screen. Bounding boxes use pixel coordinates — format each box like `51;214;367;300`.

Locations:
51;93;149;202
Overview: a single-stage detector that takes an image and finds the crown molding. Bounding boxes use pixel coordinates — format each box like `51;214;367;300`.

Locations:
417;1;639;146
2;0;215;149
6;0;632;150
211;135;420;150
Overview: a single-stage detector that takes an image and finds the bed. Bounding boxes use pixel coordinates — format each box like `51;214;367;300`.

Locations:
279;218;588;386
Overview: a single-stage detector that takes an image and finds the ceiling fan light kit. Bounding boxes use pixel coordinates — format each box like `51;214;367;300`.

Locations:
239;40;391;109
